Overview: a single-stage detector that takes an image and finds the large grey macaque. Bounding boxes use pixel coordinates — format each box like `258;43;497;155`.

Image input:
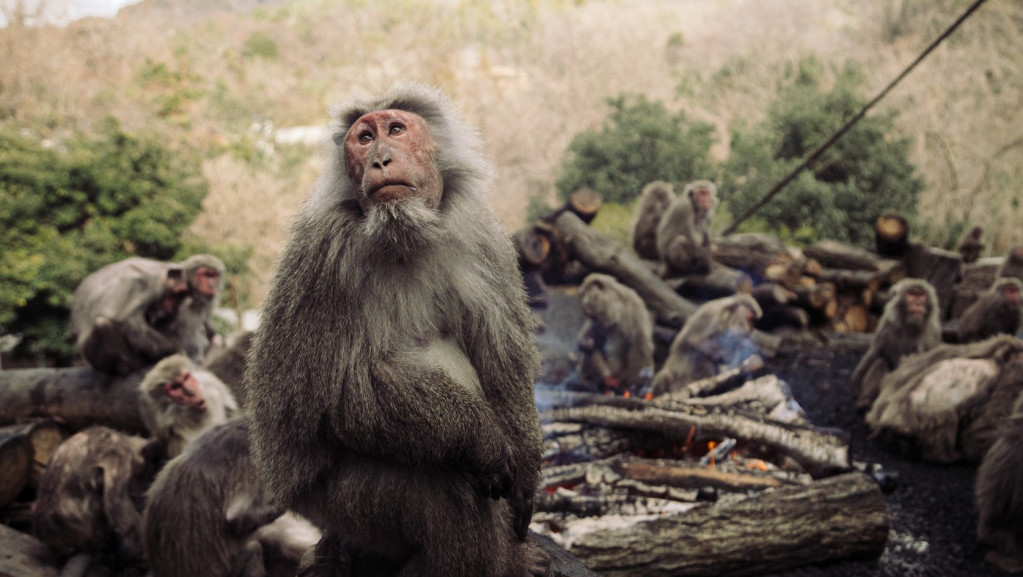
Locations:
631;180;675;260
245;83;546;576
70;254;225;375
958;277;1023;343
975;390;1023;573
139;353;238;460
650;293;762;396
655;179;718;277
144;419;320;577
850;279;942;410
576;273;655;393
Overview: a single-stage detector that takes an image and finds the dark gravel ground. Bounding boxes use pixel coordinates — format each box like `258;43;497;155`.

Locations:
763;341;1004;577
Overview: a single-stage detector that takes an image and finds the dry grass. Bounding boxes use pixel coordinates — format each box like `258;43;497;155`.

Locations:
1;0;1020;306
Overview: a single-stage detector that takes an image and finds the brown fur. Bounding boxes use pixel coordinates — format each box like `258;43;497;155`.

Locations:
576;273;655;392
204;330;254;409
244;83;546;576
997;246;1023;283
865;335;1023;463
139;354;238;460
959;277;1023;343
655;180;717;277
850;279;942;411
631;181;674;260
976;389;1023;573
650;293;762;396
32;427;155;566
143;419;319;577
958;226;985;264
70;255;225;375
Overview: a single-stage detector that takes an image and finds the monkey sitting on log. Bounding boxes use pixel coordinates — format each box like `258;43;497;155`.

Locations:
139;354;238;461
143;419;320;577
631;181;674;261
957;226;985;264
32;427;160;573
655;179;718;277
976;389;1023;573
650;293;762;396
850;279;942;411
245;83;547;576
70;254;225;375
958;277;1023;344
576;273;655;394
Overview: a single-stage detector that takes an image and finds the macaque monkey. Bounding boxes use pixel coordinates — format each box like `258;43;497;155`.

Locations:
631;180;675;260
655;179;717;277
575;273;655;393
959;277;1023;344
850;279;942;410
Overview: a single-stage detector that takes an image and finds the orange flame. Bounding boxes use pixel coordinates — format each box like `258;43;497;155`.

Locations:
623;391;631;399
707;441;716;468
644;392;653;401
748;460;768;472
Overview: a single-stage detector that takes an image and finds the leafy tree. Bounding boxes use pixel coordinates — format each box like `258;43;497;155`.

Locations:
554;94;716;206
0;119;208;363
719;57;923;248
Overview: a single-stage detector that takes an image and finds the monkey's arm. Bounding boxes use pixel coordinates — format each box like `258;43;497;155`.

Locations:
226;495;285;536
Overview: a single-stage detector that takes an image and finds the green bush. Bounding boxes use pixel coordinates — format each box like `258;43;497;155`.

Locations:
0;119;208;363
243;31;279;59
554;94;716;205
719;57;923;248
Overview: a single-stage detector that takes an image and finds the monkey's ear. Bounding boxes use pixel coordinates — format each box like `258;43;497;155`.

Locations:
332;131;346;146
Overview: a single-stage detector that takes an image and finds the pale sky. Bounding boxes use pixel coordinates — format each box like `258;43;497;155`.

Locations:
1;0;141;26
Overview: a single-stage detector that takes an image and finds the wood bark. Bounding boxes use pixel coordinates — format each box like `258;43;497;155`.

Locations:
0;366;146;433
563;472;888;577
0;429;31;507
551;211;697;327
712;233;789;277
617;460;790;491
0;522;60;577
804;240;889;272
667;263;753;301
543;402;850;478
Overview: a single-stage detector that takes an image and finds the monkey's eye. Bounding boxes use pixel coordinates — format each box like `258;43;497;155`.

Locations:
358;131;374;143
388;123;404;136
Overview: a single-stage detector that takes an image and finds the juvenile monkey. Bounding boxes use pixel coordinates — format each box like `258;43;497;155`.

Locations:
655;179;717;277
575;273;655;393
957;226;985;264
631;181;675;260
850;279;942;410
139;354;238;460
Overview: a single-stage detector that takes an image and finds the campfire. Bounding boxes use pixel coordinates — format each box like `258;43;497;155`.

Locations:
528;287;889;577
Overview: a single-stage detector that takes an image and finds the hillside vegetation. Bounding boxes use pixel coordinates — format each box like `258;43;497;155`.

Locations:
2;0;1021;309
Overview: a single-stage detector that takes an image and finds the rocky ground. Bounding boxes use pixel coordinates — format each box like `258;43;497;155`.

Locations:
765;341;1004;577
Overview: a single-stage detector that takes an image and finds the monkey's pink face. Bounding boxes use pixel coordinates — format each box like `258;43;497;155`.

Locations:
1002;284;1022;307
193;267;220;298
903;288;930;319
165;370;206;411
344;109;443;212
691;188;713;212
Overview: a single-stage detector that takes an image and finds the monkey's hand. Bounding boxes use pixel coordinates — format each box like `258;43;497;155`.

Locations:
510;487;535;541
469;441;514;501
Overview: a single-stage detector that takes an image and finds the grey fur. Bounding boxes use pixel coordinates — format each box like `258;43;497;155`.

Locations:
976;390;1023;573
576;273;655;391
244;83;545;576
655;180;717;276
959;277;1023;343
631;181;674;260
850;279;942;411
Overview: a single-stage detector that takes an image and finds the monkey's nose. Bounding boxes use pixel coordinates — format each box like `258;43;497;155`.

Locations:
371;149;392;169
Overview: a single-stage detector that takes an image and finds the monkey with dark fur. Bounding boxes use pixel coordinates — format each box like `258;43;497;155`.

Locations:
850;279;942;411
650;294;762;396
71;254;225;375
139;353;238;461
576;273;655;394
957;226;985;264
997;246;1023;284
958;277;1023;344
32;427;160;572
144;419;319;577
631;180;674;261
245;84;546;576
975;389;1023;573
204;330;254;409
655;179;717;277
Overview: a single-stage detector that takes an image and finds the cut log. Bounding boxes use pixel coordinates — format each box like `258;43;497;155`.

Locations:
551;211;697;327
712;233;789;278
758;305;811;331
514;227;552;268
561;472;888;577
751;283;795;308
543;402;850;478
566;188;603;224
0;366;147;433
804;240;888;271
0;421;68;491
0;523;60;577
0;429;31;507
668;263;753;302
617;460;790;491
875;213;909;257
